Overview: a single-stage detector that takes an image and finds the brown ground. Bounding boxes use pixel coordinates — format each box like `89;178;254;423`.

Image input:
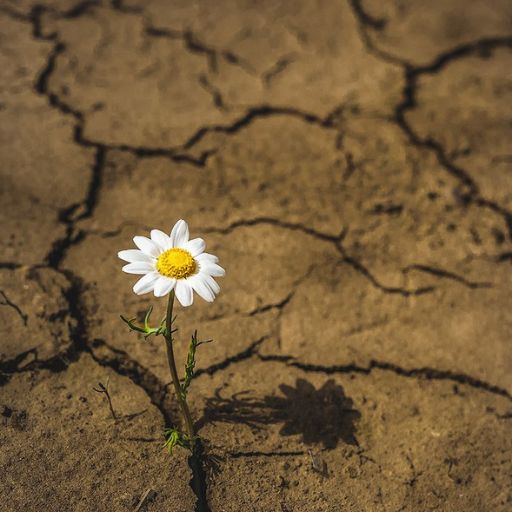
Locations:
1;1;512;511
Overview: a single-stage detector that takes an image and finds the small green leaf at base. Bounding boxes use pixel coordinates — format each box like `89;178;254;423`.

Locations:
163;427;191;454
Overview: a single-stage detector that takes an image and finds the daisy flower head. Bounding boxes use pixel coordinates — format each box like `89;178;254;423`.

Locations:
118;220;225;306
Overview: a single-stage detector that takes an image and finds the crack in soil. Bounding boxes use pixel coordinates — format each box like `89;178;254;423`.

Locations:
227;450;306;458
89;336;211;511
3;3;511;508
398;50;512;238
248;292;294;317
45;146;105;268
110;0;143;15
0;266;88;377
193;336;268;380
395;38;512;205
22;4;506;299
27;6;108;268
257;353;512;403
348;0;512;239
401;264;492;289
206;218;492;296
146;25;255;77
0;290;28;326
4;7;213;507
348;0;406;67
198;73;228;111
0;262;23;270
0;348;38;385
203;216;343;244
28;5;213;167
89;338;174;425
180;104;336;151
90;214;486;298
348;0;387;31
262;54;297;86
339;255;435;297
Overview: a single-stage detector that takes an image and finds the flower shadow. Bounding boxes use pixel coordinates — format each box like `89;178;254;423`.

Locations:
198;378;361;449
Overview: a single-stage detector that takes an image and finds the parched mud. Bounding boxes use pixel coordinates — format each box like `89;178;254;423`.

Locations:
1;1;511;511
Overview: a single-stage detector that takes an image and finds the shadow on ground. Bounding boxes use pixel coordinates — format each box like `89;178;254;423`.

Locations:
198;378;361;449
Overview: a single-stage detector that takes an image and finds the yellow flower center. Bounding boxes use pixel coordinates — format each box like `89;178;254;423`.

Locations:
156;248;196;279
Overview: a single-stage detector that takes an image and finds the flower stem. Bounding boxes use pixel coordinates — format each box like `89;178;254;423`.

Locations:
164;290;196;449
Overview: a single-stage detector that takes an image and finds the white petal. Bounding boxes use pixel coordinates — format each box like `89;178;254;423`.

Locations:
151;229;171;251
199;262;225;277
122;262;155;274
170;219;189;247
133;272;159;295
153;276;176;297
175;280;193;306
196;252;219;264
202;273;221;294
133;236;161;257
189;275;215;302
118;249;152;263
183;238;205;257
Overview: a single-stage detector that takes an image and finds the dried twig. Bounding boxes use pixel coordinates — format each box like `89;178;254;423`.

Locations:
93;378;117;420
134;489;157;512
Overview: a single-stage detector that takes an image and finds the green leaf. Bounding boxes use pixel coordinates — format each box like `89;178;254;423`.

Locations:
163;427;190;454
144;305;153;331
181;330;212;397
120;306;167;339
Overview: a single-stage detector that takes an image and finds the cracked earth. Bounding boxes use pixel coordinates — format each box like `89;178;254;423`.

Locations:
1;1;511;510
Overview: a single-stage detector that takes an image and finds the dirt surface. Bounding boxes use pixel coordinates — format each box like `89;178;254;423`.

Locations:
1;1;511;511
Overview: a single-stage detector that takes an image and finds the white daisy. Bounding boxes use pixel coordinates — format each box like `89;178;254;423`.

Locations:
118;219;225;306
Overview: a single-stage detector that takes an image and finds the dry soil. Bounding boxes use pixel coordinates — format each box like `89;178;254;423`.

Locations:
1;1;512;511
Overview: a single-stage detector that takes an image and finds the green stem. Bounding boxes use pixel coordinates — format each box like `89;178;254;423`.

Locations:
164;290;196;449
